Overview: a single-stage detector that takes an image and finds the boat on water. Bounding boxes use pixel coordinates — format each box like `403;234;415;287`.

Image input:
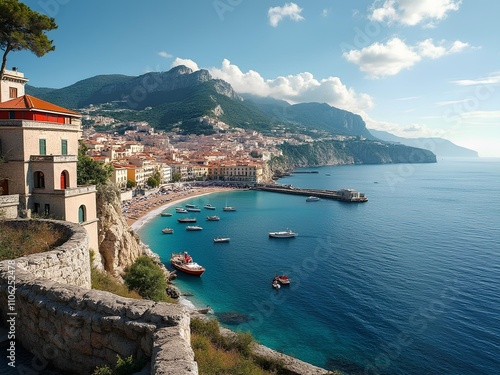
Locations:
223;198;236;211
272;279;281;289
185;204;198;208
186;225;203;231
306;196;320;202
206;215;220;221
186;207;201;212
162;227;174;234
197;306;212;314
269;229;298;238
213;237;230;243
274;275;291;285
170;252;205;276
175;207;188;213
178;217;197;223
204;204;216;210
160;211;172;217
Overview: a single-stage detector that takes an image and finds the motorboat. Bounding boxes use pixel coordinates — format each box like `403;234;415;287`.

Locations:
176;207;188;213
272;279;281;289
206;215;220;221
213;237;230;243
186;225;203;231
204;204;216;210
160;211;172;217
170;252;205;276
269;229;298;238
177;217;197;223
185;204;198;208
306;196;320;202
186;207;201;212
161;227;174;234
274;275;291;285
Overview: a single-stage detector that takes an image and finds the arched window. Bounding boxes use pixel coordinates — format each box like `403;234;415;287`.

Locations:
60;170;69;189
34;171;45;188
78;205;86;223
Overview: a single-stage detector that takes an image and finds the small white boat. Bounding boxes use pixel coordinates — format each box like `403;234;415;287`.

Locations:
186;207;201;212
204;204;216;210
269;229;298;238
185;204;198;208
213;237;230;243
207;215;220;221
176;207;188;213
272;279;281;289
223;198;236;211
186;226;203;231
160;211;172;217
306;196;320;202
162;227;174;234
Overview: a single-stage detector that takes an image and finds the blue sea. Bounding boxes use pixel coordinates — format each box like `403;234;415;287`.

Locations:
137;158;500;375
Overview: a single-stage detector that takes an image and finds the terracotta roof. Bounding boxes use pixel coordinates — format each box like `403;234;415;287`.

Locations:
0;95;80;116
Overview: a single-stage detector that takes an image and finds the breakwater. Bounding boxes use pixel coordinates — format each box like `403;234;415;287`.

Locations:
253;185;368;202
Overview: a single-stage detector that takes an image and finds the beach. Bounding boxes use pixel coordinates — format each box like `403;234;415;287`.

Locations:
126;185;237;231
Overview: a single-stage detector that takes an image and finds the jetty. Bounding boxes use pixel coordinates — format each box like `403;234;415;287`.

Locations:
253;185;368;202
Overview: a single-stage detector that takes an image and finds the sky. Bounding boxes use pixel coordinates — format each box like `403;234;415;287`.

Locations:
9;0;500;157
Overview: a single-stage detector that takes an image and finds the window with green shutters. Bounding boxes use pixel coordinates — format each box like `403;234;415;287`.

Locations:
61;139;68;155
39;139;47;155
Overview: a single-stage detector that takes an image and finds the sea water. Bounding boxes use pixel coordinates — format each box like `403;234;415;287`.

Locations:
137;158;500;374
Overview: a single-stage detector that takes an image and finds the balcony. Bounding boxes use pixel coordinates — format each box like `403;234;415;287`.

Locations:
30;155;78;163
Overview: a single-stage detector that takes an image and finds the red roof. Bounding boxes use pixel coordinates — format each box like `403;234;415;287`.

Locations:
0;95;80;116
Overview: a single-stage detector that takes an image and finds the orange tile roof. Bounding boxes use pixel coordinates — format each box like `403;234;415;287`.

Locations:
0;95;80;116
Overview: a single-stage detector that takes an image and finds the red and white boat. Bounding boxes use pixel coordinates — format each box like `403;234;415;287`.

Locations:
170;252;205;276
274;275;291;285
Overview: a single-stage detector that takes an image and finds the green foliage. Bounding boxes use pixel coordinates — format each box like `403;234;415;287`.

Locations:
92;355;145;375
0;0;57;76
126;179;136;189
77;141;113;186
147;176;159;188
190;318;284;374
123;256;168;302
171;172;181;182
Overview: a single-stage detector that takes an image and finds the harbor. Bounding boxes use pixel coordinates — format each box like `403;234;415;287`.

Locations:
252;184;368;202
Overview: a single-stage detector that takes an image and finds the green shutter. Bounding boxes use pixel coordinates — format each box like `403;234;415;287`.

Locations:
39;139;46;155
61;139;68;155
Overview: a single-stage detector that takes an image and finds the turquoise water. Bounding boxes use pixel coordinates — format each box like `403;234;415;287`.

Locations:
137;158;500;374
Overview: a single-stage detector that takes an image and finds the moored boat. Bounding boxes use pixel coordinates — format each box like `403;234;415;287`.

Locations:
213;237;230;243
170;252;205;276
223;206;236;211
206;215;220;221
185;204;198;208
269;229;297;238
160;211;173;217
186;225;203;231
162;227;174;234
275;275;291;285
204;204;216;210
306;196;320;202
176;207;188;213
186;207;201;212
272;279;281;289
178;217;197;223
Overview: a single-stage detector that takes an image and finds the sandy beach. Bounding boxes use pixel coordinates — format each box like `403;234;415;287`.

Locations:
126;186;237;232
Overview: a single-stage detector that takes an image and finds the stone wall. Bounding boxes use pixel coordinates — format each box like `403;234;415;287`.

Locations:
0;195;19;219
0;219;198;374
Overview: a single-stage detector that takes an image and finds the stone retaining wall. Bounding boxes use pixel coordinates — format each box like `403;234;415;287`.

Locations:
0;219;198;374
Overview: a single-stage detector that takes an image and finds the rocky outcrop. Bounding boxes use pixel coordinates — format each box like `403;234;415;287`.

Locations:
96;184;147;275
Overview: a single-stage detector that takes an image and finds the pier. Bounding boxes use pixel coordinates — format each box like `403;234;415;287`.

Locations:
253;185;368;202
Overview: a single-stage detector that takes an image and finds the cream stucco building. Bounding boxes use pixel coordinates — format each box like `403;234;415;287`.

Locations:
0;69;99;250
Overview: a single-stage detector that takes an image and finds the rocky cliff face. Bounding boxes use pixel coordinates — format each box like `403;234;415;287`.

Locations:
96;184;147;275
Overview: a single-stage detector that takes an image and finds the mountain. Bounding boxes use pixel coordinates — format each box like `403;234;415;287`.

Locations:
26;66;374;138
369;129;478;157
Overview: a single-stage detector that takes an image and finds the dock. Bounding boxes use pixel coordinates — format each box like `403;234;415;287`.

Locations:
253;185;368;202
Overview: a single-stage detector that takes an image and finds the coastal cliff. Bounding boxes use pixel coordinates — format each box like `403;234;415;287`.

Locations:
96;183;162;276
269;139;437;176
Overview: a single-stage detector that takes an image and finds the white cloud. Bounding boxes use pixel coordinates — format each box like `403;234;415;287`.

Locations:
369;0;462;27
268;3;305;27
322;9;329;17
451;73;500;86
343;37;470;78
209;59;374;113
158;51;173;59
171;58;200;72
